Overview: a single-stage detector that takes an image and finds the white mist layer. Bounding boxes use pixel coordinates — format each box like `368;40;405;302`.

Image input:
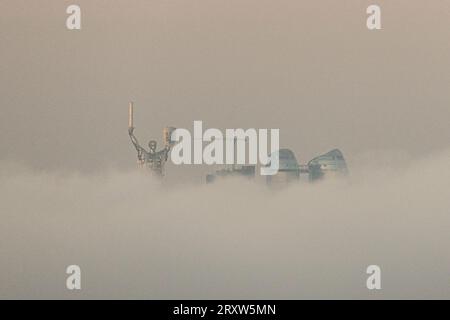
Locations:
0;150;449;299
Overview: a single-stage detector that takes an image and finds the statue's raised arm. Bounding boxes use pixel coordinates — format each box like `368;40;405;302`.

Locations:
128;127;147;162
128;102;147;163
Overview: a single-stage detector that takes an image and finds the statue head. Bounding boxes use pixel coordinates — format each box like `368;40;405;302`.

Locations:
148;140;157;152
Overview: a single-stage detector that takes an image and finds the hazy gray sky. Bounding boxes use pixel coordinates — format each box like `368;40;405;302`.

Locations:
1;0;449;173
1;1;450;299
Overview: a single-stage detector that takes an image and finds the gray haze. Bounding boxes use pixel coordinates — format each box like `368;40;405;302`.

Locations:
1;1;450;299
1;1;450;171
0;149;449;299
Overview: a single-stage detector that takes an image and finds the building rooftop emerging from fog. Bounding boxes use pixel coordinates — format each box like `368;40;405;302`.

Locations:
308;149;348;181
205;148;348;185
